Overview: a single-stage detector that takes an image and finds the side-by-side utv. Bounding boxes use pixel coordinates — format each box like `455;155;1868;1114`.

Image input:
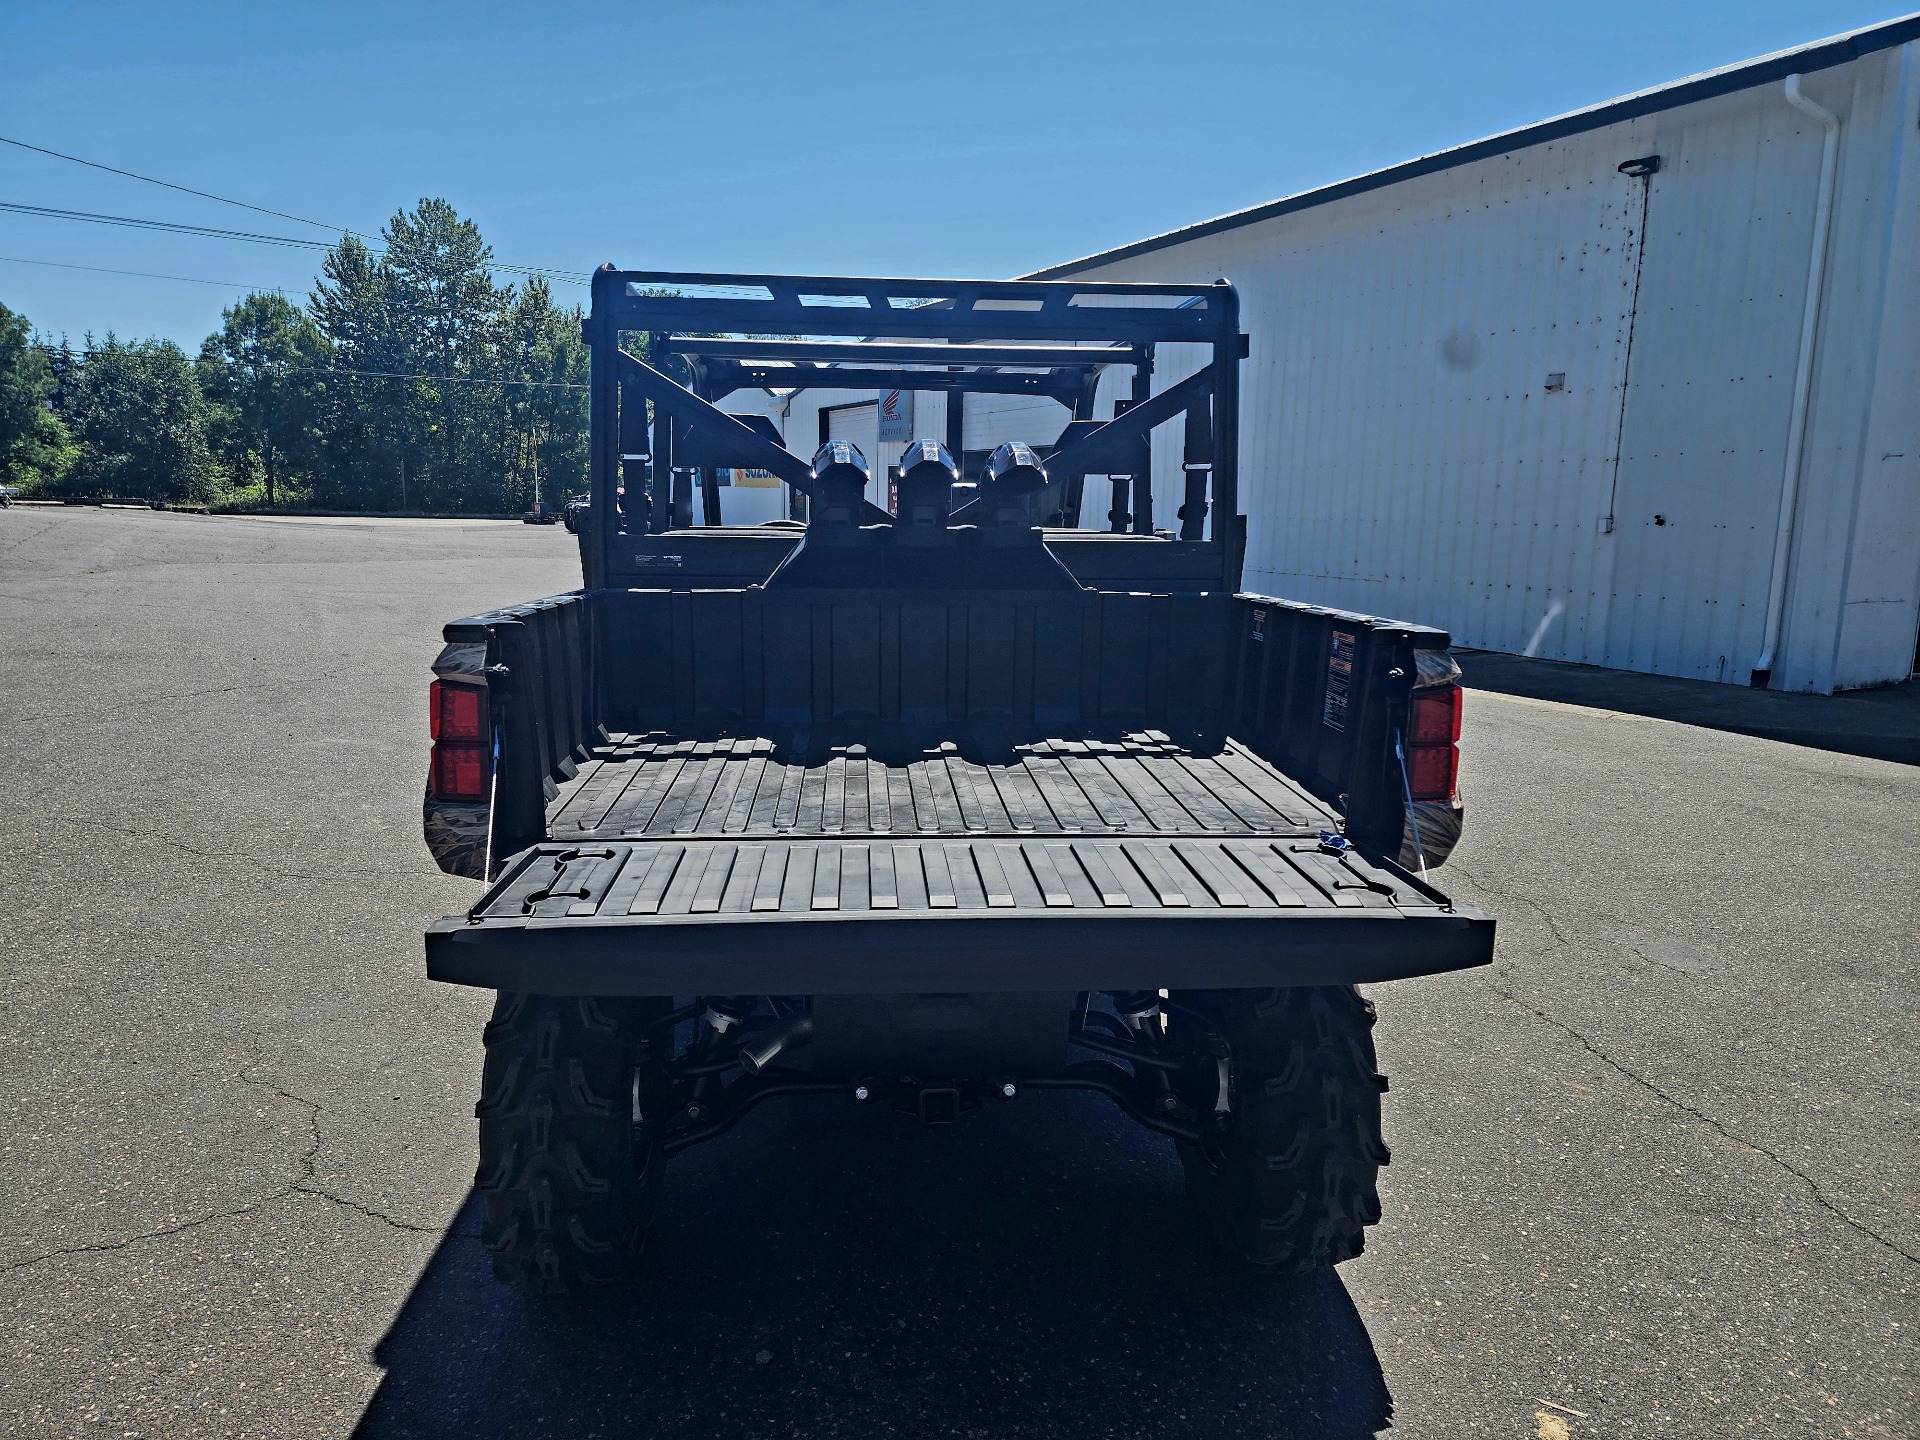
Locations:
420;269;1492;1290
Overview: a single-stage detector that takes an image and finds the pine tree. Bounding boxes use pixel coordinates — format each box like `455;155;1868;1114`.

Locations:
197;292;331;507
0;300;73;491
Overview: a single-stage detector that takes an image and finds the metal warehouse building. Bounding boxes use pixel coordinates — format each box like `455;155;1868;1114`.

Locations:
1034;17;1920;694
741;18;1920;694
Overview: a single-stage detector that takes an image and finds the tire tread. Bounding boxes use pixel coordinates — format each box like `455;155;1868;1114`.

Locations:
475;993;659;1292
1172;986;1389;1274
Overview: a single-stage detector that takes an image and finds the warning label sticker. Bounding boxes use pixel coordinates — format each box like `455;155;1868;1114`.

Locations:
1322;630;1356;731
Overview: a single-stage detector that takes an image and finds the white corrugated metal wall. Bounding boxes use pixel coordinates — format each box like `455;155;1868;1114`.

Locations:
709;387;794;524
1055;39;1920;692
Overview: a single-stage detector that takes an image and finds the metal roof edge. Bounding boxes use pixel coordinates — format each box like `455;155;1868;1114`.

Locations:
1028;12;1920;279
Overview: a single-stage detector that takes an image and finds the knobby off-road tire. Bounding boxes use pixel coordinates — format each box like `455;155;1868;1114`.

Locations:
475;993;664;1292
1167;986;1390;1274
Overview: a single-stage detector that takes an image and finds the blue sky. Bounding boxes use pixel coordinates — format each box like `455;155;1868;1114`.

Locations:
3;0;1910;347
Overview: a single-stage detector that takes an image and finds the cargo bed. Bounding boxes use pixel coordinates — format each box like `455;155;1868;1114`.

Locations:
426;723;1492;995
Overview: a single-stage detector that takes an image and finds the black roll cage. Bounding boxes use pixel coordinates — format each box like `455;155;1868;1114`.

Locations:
583;268;1246;592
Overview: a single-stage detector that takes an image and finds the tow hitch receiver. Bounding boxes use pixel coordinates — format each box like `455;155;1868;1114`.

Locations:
916;1087;961;1125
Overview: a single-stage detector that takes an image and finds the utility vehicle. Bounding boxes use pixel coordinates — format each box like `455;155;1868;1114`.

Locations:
421;269;1491;1289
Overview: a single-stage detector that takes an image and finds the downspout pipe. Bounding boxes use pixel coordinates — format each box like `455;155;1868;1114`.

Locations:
1751;74;1841;688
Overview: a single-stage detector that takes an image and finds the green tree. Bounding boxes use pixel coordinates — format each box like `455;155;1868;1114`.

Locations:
197;292;331;507
0;300;72;490
13;205;595;515
501;278;589;509
309;234;408;508
375;199;508;511
312;202;516;511
71;336;222;502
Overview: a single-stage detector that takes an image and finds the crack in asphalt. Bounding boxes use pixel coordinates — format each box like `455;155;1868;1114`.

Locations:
239;1067;441;1236
1623;941;1697;980
1450;862;1575;951
41;814;391;883
0;1062;444;1276
0;1197;279;1277
7;669;362;726
10;681;258;726
0;516;53;559
1451;864;1920;1270
1491;987;1920;1268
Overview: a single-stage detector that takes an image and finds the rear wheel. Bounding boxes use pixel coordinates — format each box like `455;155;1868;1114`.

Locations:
1166;986;1389;1273
475;993;665;1291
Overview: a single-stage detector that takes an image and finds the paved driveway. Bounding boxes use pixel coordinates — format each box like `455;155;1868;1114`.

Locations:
1;508;1912;1438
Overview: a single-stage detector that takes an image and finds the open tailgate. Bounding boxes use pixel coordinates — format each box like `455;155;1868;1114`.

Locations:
426;835;1493;996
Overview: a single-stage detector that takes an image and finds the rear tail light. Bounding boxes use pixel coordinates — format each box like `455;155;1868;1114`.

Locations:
430;680;487;742
1409;684;1462;745
432;742;490;801
428;681;491;802
1406;683;1462;802
1407;741;1459;801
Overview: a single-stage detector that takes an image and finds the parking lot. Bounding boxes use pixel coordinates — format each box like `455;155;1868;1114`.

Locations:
1;507;1913;1439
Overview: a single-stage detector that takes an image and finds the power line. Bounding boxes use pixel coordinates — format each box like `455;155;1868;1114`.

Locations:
299;364;588;391
0;253;265;287
0;130;590;285
0;199;329;249
1;198;588;284
0;131;365;239
0;198;589;285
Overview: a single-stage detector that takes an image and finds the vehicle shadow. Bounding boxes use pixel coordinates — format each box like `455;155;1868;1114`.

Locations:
354;1091;1391;1440
1457;648;1920;766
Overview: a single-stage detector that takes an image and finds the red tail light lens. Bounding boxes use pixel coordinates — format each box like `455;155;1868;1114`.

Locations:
1407;682;1462;802
432;742;489;801
1407;742;1459;802
1410;684;1463;745
428;681;491;801
430;680;487;742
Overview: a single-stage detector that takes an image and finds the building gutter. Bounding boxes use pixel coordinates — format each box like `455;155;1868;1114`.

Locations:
1751;74;1843;689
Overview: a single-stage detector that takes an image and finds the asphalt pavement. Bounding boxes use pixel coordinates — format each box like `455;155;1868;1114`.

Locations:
1;507;1913;1439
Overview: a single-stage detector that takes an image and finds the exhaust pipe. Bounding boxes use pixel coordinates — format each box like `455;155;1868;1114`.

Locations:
738;1014;814;1074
